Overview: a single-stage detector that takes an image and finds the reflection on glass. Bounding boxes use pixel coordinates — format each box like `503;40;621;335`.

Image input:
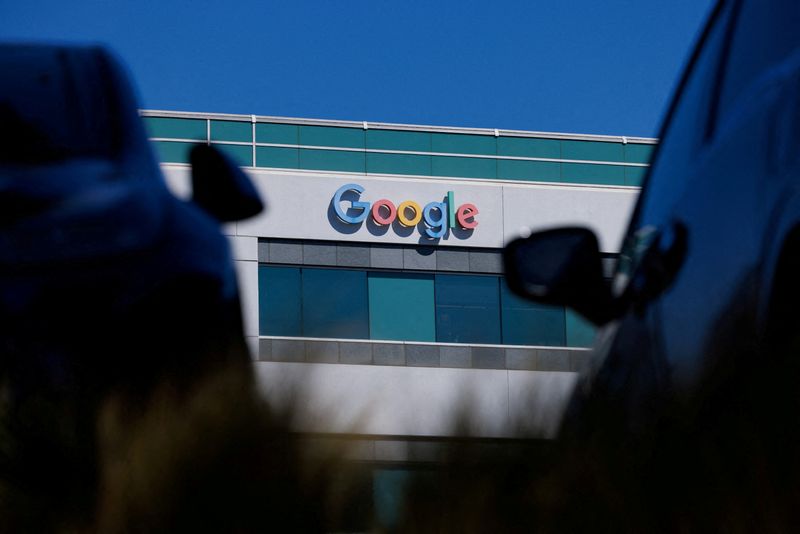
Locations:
435;274;501;344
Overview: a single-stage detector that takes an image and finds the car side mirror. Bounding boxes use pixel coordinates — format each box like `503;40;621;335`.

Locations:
503;227;615;326
189;144;264;222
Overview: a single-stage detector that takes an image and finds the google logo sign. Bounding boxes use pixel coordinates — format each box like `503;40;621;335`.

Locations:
332;183;479;239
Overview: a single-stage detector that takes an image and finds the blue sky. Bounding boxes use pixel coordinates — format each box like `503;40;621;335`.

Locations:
2;1;713;137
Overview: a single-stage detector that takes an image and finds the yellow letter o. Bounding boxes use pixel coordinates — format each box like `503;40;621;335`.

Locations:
397;200;422;227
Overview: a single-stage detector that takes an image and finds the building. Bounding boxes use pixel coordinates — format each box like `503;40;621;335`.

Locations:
142;109;650;447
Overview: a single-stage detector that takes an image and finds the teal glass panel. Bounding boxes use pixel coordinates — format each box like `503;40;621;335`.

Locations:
497;159;560;182
300;125;364;148
151;141;193;163
561;163;625;185
561;140;623;162
435;274;501;344
256;146;298;168
500;282;565;345
497;137;560;159
143;117;206;140
624;143;655;163
256;123;298;145
210;120;251;142
367;153;431;176
625;166;647;187
373;469;411;531
302;268;369;339
259;266;302;336
566;309;595;347
211;143;252;167
368;272;435;342
367;129;431;152
431;156;496;179
431;133;496;155
299;149;365;173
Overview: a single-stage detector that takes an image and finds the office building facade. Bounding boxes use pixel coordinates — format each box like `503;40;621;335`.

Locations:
143;110;651;442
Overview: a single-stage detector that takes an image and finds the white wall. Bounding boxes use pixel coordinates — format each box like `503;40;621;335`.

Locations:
161;166;638;253
254;362;578;439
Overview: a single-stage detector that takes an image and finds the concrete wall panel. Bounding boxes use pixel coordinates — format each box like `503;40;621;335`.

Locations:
254;362;578;438
234;259;259;339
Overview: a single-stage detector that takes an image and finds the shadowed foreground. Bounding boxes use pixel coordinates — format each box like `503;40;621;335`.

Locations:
1;327;799;532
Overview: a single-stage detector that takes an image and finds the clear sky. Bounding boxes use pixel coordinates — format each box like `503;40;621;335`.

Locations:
2;0;714;137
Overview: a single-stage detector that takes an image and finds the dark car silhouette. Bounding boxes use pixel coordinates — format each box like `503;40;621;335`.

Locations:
506;0;800;445
0;43;263;523
503;1;800;527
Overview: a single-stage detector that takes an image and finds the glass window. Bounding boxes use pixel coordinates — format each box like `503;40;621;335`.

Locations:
566;309;595;347
299;125;364;149
561;140;623;162
259;266;301;336
431;133;496;155
299;149;365;173
369;272;435;342
143;117;206;140
256;123;298;145
625;166;647;187
302;268;369;339
497;160;560;182
716;0;800;125
435;274;501;344
366;153;431;176
211;143;251;167
500;281;565;346
561;163;625;185
151;141;193;164
256;147;298;169
258;265;582;346
210;120;251;143
367;130;431;152
373;469;411;531
497;137;560;159
621;3;733;276
624;144;655;164
431;156;496;179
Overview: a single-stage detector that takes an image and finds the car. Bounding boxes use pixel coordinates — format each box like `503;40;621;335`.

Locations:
507;0;800;426
504;0;800;524
0;43;263;526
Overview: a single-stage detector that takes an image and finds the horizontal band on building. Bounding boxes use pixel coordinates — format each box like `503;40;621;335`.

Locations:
258;337;591;372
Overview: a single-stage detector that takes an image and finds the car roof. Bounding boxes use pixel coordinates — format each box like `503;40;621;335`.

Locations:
0;43;152;168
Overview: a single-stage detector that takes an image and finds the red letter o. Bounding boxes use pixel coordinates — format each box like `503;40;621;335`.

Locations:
371;199;397;225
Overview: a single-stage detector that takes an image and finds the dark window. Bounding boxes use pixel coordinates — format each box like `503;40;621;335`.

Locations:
618;4;734;285
368;272;435;342
302;268;369;339
259;266;301;336
435;274;501;344
500;280;565;346
716;0;800;124
639;2;732;216
259;265;575;347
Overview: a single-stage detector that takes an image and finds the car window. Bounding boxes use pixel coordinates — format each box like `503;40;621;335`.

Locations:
715;0;800;127
615;2;733;291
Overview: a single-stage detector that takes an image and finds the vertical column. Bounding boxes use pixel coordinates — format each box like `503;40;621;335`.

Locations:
228;236;260;358
251;115;257;167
